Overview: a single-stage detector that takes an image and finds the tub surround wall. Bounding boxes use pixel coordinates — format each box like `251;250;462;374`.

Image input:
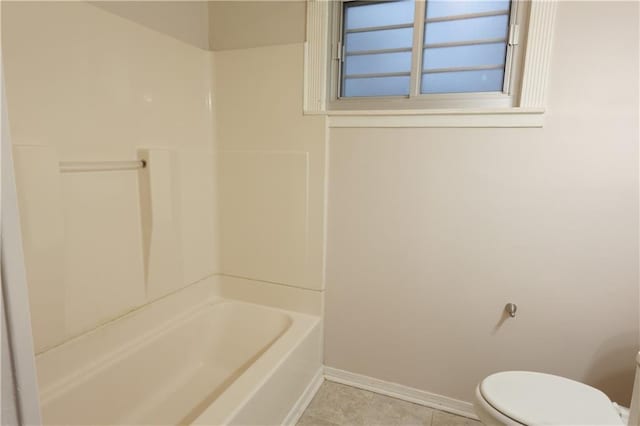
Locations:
220;150;309;287
136;149;183;299
10;146;67;351
3;0;323;355
213;42;327;298
2;1;218;353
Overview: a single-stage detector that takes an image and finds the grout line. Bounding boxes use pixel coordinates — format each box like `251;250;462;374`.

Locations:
220;274;324;292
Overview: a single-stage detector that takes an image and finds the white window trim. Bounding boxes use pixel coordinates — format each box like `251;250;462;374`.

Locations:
303;0;558;128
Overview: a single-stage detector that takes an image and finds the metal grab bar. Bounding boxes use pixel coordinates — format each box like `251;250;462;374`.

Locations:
59;160;146;173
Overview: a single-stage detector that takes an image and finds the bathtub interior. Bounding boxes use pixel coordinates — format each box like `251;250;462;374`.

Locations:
37;291;295;425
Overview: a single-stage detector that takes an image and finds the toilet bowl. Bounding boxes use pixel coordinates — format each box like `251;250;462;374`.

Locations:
474;353;640;426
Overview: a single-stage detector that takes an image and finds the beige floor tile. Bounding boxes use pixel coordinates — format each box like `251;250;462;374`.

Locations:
431;410;481;426
301;381;375;425
298;382;479;426
361;393;433;426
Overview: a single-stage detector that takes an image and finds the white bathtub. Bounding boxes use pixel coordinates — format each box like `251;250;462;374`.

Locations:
35;279;322;425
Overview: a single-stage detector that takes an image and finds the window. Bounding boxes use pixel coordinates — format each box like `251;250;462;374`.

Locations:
304;0;557;127
330;0;527;109
420;1;511;94
341;1;415;97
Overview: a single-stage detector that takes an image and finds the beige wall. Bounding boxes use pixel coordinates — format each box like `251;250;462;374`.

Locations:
325;1;639;406
208;1;305;51
91;1;210;50
2;1;218;353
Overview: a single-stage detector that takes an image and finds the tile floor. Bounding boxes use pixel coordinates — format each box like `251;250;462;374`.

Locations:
297;381;482;426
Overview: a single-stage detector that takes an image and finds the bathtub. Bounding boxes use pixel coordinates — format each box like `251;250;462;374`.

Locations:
35;280;323;425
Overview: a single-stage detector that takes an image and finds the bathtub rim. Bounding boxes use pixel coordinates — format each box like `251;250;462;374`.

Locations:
191;305;321;425
35;283;320;425
40;297;302;404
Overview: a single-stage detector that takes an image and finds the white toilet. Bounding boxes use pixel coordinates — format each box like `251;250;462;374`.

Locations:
474;352;640;426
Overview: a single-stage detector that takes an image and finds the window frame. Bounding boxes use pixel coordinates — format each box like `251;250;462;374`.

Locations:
328;0;530;110
303;0;557;128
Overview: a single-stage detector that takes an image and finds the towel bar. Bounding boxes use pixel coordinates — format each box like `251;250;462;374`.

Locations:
59;160;146;173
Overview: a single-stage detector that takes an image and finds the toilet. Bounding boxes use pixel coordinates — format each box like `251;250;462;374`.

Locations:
474;352;640;426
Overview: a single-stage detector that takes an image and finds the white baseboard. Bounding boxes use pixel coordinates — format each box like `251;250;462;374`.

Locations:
283;367;325;426
323;366;479;420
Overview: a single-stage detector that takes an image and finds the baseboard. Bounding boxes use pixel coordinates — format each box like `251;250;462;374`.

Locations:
323;367;478;420
283;367;325;426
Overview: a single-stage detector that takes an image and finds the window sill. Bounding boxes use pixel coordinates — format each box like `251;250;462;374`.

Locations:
319;107;545;128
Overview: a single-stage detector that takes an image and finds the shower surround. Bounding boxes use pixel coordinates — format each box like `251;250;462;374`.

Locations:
2;1;326;424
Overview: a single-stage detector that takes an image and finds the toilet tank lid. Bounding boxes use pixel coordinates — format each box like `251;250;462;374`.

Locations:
479;371;623;426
